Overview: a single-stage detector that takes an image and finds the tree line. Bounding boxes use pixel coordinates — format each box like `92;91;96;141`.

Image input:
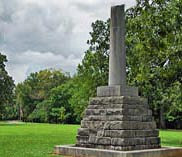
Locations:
0;0;181;128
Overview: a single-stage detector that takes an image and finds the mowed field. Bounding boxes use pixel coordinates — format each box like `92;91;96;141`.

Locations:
0;122;182;157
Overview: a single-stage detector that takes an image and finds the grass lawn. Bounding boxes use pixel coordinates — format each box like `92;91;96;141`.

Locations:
0;122;79;157
160;129;182;147
0;122;182;157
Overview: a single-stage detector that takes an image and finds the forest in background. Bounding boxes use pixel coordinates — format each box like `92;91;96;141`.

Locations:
0;0;181;129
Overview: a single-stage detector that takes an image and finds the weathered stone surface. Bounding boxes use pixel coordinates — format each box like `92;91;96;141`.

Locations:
76;136;89;144
105;121;156;130
88;136;97;144
103;130;159;138
108;5;126;86
97;86;138;97
135;130;159;137
111;137;160;146
84;108;152;117
89;96;148;106
89;136;111;145
81;121;105;129
77;128;98;137
88;104;149;110
77;128;90;136
77;94;160;151
97;137;111;145
85;109;106;116
111;144;161;151
111;145;133;151
142;115;153;122
106;108;150;116
55;145;182;157
95;145;111;150
83;115;153;122
83;115;107;121
107;115;143;121
145;137;160;145
104;130;134;138
111;137;142;146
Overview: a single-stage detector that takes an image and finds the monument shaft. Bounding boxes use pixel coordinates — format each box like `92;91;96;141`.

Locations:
109;5;126;86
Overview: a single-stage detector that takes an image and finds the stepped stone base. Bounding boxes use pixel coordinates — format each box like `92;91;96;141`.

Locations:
76;96;161;151
54;145;182;157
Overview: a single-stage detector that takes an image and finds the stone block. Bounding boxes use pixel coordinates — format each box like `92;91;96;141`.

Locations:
96;145;111;150
111;137;149;146
107;115;142;121
135;130;159;137
89;136;111;145
77;128;89;136
84;115;153;122
142;115;153;122
111;145;133;151
97;137;111;145
97;86;138;97
76;135;89;144
89;96;148;106
83;115;107;121
105;121;156;130
54;145;182;157
85;109;106;116
87;105;109;109
106;108;150;116
106;109;124;115
88;97;108;105
81;121;105;129
88;136;97;144
87;104;150;111
104;130;135;138
103;130;158;138
145;137;160;145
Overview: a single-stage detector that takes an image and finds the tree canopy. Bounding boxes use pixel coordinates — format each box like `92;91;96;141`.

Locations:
0;53;14;118
15;69;70;121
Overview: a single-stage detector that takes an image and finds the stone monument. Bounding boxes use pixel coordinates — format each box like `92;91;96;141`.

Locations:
76;5;160;151
55;4;182;157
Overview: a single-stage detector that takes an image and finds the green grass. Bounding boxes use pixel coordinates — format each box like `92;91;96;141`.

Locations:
160;129;182;147
0;122;181;157
0;122;79;157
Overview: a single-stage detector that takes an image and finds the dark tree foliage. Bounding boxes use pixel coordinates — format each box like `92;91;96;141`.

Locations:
0;53;14;119
126;0;182;128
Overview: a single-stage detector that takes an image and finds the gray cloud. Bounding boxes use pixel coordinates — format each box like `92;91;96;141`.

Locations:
73;1;103;13
1;0;136;83
0;0;77;56
0;0;19;22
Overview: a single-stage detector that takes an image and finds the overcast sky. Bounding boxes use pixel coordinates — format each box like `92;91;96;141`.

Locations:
0;0;136;84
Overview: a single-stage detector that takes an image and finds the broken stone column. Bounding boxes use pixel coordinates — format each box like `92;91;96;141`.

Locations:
76;4;160;151
109;5;126;86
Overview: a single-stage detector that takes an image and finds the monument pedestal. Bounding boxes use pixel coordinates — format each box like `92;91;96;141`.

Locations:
54;93;182;157
54;95;182;156
76;95;160;151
